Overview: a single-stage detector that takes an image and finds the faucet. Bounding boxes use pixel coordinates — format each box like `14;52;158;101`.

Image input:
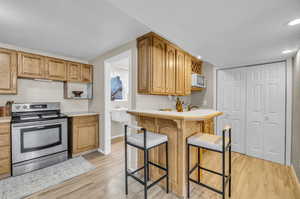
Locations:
187;104;199;111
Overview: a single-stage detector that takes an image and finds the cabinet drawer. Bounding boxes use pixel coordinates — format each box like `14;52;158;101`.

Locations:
73;115;98;124
0;134;10;147
0;123;10;134
0;158;10;175
0;146;10;159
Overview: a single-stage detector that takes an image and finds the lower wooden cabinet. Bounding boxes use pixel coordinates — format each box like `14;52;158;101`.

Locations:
0;122;11;179
69;115;99;156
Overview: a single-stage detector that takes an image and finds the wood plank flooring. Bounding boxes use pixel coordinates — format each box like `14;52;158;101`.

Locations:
27;141;300;199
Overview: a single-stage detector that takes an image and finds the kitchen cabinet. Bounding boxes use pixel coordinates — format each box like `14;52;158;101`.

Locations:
165;44;176;94
67;62;82;82
152;37;166;94
184;54;192;95
81;64;93;83
0;122;11;179
45;57;67;81
0;48;17;94
137;37;150;93
18;52;45;79
175;50;185;95
69;115;99;156
137;32;202;96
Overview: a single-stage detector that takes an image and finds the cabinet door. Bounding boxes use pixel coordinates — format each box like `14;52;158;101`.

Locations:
67;62;82;82
45;58;67;81
73;122;99;154
175;50;185;95
0;48;17;94
138;38;150;93
165;45;176;94
81;64;93;83
152;37;166;94
184;54;192;95
18;52;45;78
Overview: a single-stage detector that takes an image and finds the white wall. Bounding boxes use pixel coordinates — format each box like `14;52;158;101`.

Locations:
191;61;215;108
0;79;89;112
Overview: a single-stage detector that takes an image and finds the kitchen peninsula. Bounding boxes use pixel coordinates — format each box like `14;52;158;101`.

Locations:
127;109;222;197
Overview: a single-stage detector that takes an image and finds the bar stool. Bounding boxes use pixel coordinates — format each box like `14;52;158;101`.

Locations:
187;127;232;199
124;124;169;199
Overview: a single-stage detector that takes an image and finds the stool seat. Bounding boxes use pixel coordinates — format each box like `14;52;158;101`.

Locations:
187;133;229;152
127;131;168;149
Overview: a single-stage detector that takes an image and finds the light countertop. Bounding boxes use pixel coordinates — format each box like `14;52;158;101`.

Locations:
63;112;100;117
127;109;223;120
0;116;11;123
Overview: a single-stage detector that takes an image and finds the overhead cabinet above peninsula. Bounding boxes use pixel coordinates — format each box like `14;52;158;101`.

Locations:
137;32;202;96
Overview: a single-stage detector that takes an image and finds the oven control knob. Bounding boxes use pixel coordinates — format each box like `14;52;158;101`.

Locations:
23;105;28;109
15;105;20;110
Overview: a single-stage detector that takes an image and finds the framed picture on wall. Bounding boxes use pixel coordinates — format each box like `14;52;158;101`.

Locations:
111;76;123;101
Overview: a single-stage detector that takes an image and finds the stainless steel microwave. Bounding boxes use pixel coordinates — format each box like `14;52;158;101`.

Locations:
191;74;206;88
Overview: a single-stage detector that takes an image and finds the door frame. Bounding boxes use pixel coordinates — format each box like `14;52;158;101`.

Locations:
103;50;133;155
214;59;293;165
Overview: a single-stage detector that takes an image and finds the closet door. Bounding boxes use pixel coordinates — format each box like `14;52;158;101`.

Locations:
246;62;286;164
217;68;246;154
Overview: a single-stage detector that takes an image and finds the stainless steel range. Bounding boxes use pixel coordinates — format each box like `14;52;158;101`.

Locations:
11;102;68;176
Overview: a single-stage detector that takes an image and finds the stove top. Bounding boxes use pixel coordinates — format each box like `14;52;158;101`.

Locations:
11;102;67;123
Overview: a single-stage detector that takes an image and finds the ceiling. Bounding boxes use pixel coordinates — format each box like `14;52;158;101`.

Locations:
0;0;149;61
107;0;300;67
0;0;299;66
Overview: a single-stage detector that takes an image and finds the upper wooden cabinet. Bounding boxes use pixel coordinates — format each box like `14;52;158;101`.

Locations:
45;57;67;81
137;32;202;96
175;50;185;95
184;54;192;95
152;37;166;94
165;44;176;94
67;62;82;82
18;52;45;79
0;48;17;94
137;37;150;93
81;64;93;83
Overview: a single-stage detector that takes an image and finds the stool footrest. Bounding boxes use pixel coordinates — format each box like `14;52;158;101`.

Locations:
128;172;145;185
199;166;228;177
148;161;167;171
130;166;145;175
148;174;168;189
189;178;223;195
189;165;198;174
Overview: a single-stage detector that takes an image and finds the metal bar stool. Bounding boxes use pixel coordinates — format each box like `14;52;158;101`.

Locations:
124;124;169;199
187;127;232;199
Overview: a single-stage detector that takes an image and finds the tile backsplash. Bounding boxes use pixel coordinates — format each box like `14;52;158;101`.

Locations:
0;79;89;113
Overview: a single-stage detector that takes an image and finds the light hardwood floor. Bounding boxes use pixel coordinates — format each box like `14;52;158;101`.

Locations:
27;141;300;199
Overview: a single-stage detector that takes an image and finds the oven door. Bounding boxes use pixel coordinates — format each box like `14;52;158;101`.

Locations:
12;118;68;164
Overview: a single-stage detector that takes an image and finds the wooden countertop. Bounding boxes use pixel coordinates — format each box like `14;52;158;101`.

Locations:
127;109;223;120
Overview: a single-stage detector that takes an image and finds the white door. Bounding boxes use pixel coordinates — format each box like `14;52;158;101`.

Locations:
246;62;286;164
217;62;286;164
217;68;246;154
